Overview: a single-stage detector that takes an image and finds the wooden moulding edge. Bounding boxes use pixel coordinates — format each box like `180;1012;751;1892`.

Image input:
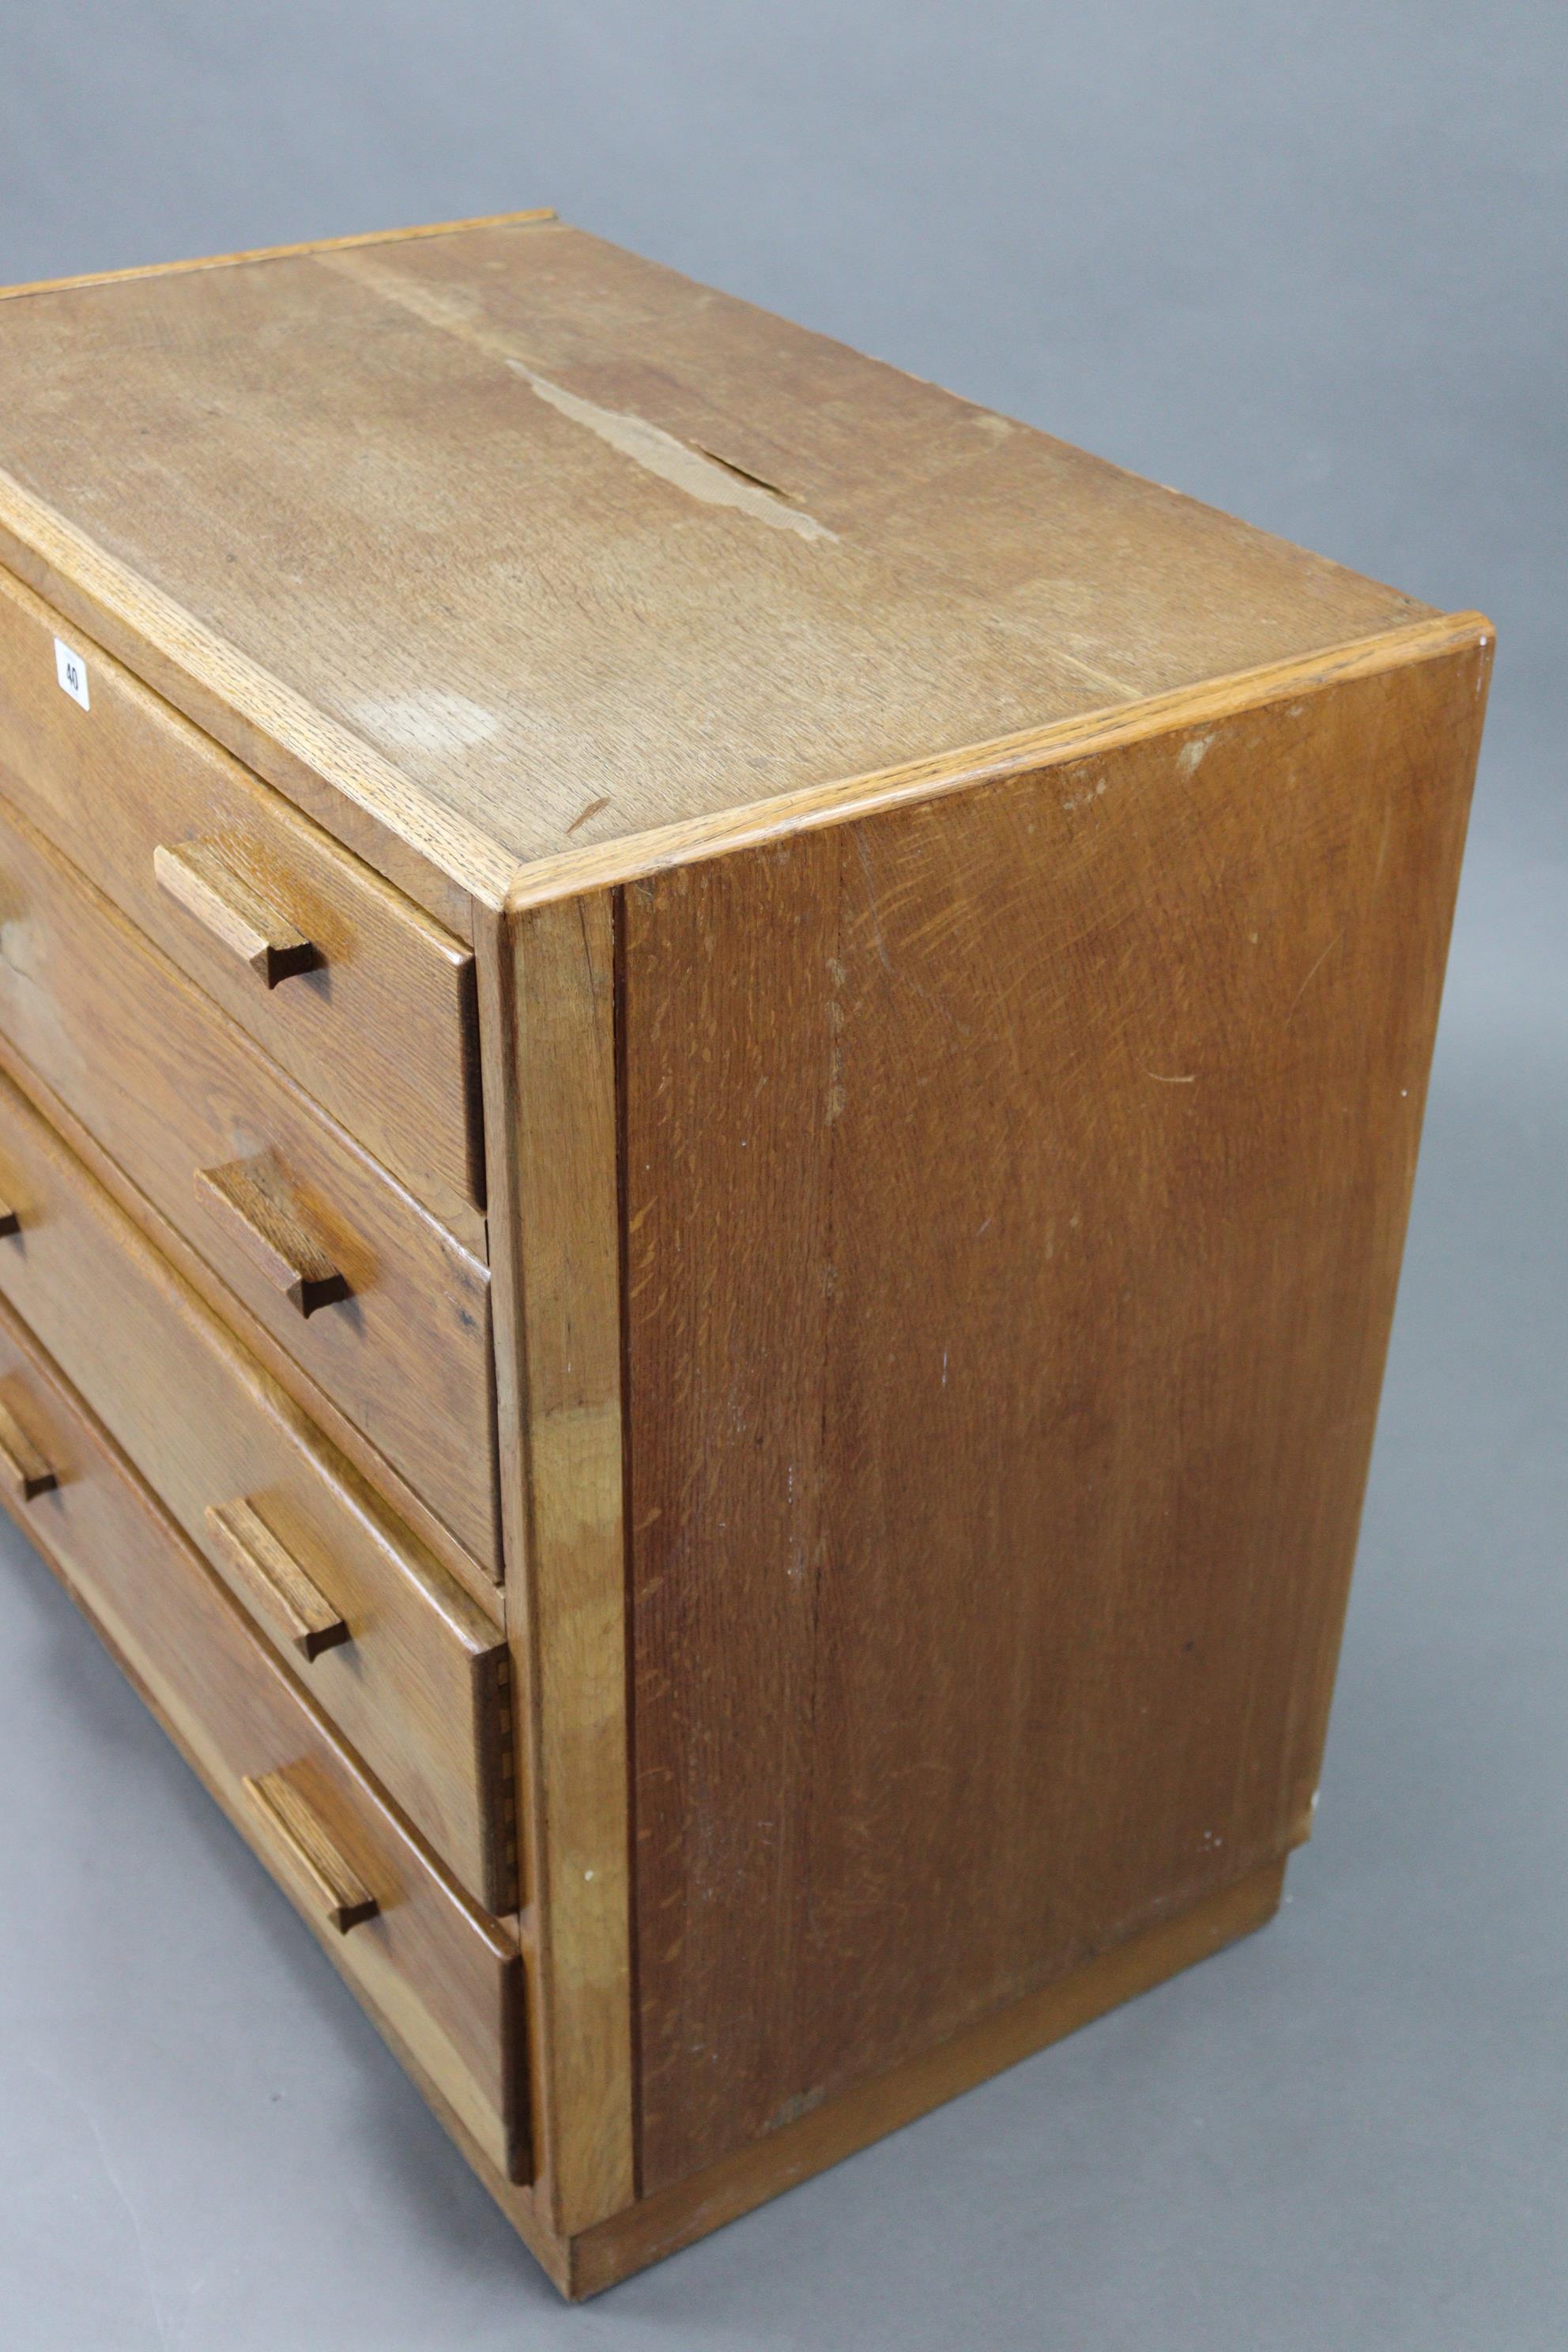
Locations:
0;498;513;933
0;211;562;925
504;609;1496;911
0;207;559;304
560;1853;1291;2298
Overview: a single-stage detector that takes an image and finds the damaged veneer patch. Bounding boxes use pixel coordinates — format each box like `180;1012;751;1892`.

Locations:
322;242;835;545
507;361;838;545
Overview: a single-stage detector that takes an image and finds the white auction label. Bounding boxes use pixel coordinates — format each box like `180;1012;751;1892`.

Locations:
54;637;90;710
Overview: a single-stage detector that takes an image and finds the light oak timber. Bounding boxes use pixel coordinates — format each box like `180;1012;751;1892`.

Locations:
0;562;484;1237
207;1497;352;1661
0;1389;58;1498
0;205;556;303
484;893;635;2237
0;1069;515;1913
0;1293;529;2180
0;217;1495;2296
243;1770;382;1933
0;792;498;1571
503;609;1493;908
622;634;1488;2187
0;220;1434;906
195;1152;353;1317
472;905;544;2086
0;1024;502;1624
0;465;511;925
153;839;319;986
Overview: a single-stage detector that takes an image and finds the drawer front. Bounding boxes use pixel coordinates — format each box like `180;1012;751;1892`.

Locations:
0;1295;527;2182
0;790;499;1576
0;1067;515;1912
0;565;482;1245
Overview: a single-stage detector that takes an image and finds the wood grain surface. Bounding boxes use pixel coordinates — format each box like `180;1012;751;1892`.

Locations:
0;1028;501;1619
0;1292;528;2180
0;563;483;1234
622;630;1490;2190
0;791;498;1571
0;206;555;303
0;1066;514;1912
568;1857;1286;2297
194;1151;355;1317
206;1495;352;1661
484;894;635;2234
152;838;319;986
0;211;1499;2292
242;1768;382;1932
0;1389;57;1498
0;219;1431;903
507;609;1491;909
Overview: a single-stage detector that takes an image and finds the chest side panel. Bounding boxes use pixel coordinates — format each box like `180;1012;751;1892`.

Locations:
621;635;1488;2192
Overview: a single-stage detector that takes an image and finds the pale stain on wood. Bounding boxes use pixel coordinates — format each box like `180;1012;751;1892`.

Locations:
507;363;837;541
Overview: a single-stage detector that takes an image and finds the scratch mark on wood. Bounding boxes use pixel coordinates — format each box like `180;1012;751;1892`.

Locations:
1286;930;1344;1021
566;794;612;837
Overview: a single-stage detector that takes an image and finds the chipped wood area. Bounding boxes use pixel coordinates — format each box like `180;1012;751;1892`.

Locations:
505;361;836;543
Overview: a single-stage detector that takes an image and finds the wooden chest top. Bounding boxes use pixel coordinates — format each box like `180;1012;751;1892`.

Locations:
0;209;1429;918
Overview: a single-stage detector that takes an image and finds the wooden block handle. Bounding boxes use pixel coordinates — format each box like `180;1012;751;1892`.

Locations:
153;841;318;987
0;1396;58;1501
205;1498;351;1660
241;1770;379;1934
194;1152;352;1317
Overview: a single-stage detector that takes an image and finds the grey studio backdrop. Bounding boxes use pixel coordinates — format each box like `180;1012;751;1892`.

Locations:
1;6;1562;2346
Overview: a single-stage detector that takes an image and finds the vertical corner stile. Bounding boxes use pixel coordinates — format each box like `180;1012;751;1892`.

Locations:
473;888;636;2243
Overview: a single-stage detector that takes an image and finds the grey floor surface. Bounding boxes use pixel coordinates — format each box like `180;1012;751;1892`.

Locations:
1;3;1564;2344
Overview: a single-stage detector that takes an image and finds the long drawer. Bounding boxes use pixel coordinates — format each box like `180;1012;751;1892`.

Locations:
0;1291;527;2183
0;564;484;1245
0;789;499;1576
0;1065;515;1912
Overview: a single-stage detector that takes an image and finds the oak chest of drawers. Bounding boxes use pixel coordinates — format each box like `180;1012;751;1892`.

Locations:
0;209;1491;2297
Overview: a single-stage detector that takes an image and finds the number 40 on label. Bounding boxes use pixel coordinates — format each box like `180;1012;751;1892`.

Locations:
54;636;90;710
